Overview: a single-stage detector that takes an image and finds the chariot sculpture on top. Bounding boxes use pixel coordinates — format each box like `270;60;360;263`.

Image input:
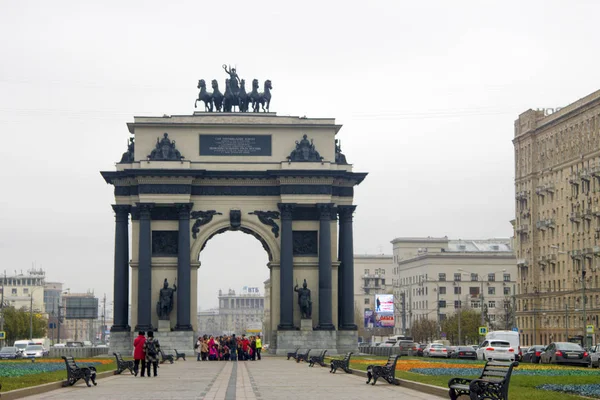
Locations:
195;65;272;113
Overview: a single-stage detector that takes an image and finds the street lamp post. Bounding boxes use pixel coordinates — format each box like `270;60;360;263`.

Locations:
459;268;506;329
29;286;43;340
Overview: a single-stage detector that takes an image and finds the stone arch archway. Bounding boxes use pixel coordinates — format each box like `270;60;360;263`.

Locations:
102;112;366;355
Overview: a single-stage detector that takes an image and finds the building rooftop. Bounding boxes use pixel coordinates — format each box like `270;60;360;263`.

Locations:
446;239;512;252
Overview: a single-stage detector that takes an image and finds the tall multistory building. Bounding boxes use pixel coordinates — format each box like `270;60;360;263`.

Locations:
392;237;516;336
0;268;45;312
514;89;600;347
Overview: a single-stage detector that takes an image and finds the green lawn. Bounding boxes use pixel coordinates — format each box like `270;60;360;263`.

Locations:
0;358;117;392
326;355;600;400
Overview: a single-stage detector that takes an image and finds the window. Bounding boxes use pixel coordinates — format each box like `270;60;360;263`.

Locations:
438;300;447;308
469;287;480;296
439;273;446;281
454;286;462;295
364;269;370;275
488;301;496;308
454;300;462;309
439;314;447;321
503;273;511;282
504;287;511;295
489;314;496;321
23;288;29;294
471;273;478;281
439;287;446;295
381;269;385;275
488;273;496;282
11;289;17;295
364;298;370;304
488;287;495;295
471;301;481;308
454;273;461;281
382;279;386;285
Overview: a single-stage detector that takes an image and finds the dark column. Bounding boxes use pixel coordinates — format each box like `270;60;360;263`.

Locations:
277;203;296;330
316;203;335;330
175;203;193;331
111;205;131;332
339;205;357;330
337;213;345;328
135;203;154;332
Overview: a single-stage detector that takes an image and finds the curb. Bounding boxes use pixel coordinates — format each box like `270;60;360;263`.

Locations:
349;369;447;398
0;370;116;400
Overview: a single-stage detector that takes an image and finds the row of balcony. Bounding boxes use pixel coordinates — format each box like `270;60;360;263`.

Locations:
516;191;528;201
537;254;558;265
570;246;600;259
536;218;556;230
569;168;600;185
516;225;529;235
535;184;555;196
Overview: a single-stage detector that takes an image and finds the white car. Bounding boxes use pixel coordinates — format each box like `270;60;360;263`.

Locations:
476;340;516;362
23;345;48;358
424;343;449;358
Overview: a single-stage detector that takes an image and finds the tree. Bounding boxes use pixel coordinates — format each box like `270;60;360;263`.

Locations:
441;309;482;345
3;306;47;343
411;318;438;343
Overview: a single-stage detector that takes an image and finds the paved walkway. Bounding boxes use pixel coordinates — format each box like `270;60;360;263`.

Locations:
22;357;439;400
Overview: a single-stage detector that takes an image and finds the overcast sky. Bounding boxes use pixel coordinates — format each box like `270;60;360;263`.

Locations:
1;1;599;311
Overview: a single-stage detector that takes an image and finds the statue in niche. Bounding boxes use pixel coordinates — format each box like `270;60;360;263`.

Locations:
148;133;184;161
294;279;312;319
287;134;323;162
156;278;177;320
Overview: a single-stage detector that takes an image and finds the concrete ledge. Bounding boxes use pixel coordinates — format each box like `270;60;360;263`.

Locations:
350;368;447;399
0;370;116;400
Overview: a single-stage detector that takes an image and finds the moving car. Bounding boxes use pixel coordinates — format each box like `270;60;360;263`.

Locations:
522;345;546;363
23;345;48;359
540;342;590;366
476;340;517;362
13;340;34;355
0;346;22;360
424;343;449;358
484;330;521;361
588;344;600;368
451;346;477;360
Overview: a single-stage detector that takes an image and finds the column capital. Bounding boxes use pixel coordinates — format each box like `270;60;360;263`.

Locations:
112;204;131;222
316;203;335;220
277;203;296;219
338;205;357;222
136;202;154;218
175;202;194;219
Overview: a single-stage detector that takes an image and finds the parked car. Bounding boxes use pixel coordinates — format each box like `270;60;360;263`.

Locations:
53;343;66;348
446;346;457;358
522;345;546;363
397;341;419;356
13;340;34;355
0;346;22;360
451;346;477;360
23;345;48;359
540;342;590;366
416;344;427;357
424;343;449;358
588;344;600;368
66;341;84;348
476;340;517;362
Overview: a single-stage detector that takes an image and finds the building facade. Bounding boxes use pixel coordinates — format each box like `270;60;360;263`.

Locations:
60;292;98;343
514;89;600;347
0;269;45;312
354;255;394;334
392;237;517;336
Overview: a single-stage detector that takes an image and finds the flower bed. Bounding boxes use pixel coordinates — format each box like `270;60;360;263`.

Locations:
538;384;600;398
0;359;112;378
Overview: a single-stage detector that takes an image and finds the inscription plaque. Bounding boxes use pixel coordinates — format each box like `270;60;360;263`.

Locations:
200;134;272;156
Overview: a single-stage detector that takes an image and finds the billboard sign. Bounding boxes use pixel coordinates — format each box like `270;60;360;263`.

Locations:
375;294;394;313
364;310;374;328
375;313;395;328
64;297;99;320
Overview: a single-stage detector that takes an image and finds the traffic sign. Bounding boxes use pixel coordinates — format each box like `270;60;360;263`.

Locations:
587;325;595;334
478;326;488;335
512;327;518;332
0;331;5;340
49;322;56;329
440;332;446;338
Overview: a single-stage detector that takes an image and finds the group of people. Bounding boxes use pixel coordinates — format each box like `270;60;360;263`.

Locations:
195;334;262;361
133;331;161;377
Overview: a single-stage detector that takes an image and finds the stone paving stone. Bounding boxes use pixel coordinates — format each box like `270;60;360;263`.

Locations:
19;357;441;400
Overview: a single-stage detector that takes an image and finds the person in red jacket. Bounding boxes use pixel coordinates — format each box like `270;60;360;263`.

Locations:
133;331;146;377
241;335;250;360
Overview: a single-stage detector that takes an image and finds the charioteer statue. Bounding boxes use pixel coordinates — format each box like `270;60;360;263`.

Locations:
195;64;272;113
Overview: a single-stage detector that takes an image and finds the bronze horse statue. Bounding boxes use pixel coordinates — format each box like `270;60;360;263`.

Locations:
223;78;240;112
211;79;224;112
238;79;249;112
194;79;213;111
253;80;273;112
248;79;261;112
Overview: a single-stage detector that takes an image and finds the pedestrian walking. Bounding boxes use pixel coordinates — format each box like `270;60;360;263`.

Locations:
133;331;146;377
195;336;202;361
230;334;237;361
143;331;160;377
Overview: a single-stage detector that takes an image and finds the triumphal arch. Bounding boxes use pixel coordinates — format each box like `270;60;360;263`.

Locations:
102;68;366;354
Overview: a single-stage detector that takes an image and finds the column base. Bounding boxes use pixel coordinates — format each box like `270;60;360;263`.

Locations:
110;325;131;332
338;324;358;331
314;323;336;331
134;324;155;332
277;323;297;331
174;324;193;331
